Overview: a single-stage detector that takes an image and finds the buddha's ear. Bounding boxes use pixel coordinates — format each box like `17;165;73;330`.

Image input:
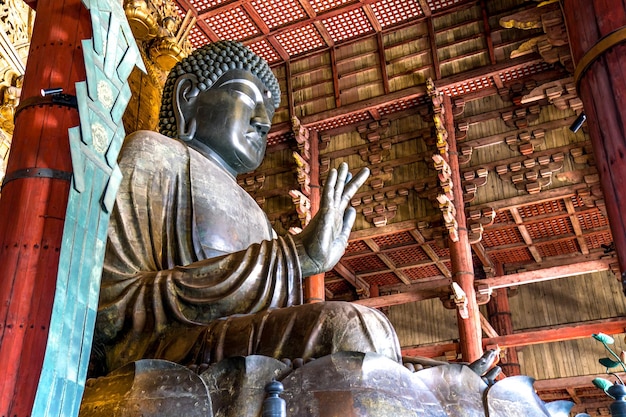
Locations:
173;73;200;141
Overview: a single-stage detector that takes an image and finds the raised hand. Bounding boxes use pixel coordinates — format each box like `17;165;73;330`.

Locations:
293;163;370;277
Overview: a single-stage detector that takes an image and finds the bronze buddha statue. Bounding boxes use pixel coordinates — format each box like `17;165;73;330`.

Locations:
90;40;400;377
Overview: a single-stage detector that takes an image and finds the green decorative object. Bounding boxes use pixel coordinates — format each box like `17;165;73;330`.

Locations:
593;377;614;392
594;332;616;344
30;1;145;417
600;357;623;370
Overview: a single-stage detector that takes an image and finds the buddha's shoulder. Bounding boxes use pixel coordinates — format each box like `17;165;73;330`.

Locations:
122;130;189;157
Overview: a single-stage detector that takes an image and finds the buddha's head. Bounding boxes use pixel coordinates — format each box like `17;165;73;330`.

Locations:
159;41;281;176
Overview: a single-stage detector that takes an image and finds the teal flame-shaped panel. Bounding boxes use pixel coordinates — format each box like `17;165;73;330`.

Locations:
31;1;145;416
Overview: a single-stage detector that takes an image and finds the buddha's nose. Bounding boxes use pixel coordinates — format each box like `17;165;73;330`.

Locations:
251;106;271;135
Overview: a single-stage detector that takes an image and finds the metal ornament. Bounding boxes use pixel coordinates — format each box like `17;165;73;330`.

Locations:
30;1;145;416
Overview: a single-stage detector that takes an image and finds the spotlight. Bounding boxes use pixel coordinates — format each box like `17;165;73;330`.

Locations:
41;87;63;97
570;111;586;133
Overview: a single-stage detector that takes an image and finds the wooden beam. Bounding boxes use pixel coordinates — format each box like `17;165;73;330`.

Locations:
510;207;542;263
334;261;370;297
478;258;613;292
427;18;441;80
565;196;590;255
401;317;626;357
534;373;626;391
355;287;448;309
480;0;496;65
480;312;499;338
376;32;390;95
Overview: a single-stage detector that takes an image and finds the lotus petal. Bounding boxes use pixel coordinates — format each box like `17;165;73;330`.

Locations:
486;375;550;417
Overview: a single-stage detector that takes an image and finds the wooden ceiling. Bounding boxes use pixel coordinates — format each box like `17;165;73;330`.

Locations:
159;0;622;414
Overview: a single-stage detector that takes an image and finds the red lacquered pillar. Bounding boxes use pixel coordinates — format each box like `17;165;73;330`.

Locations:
562;1;626;289
444;95;483;362
0;1;90;415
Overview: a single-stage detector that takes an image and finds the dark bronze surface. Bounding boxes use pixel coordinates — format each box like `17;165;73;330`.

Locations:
80;360;212;417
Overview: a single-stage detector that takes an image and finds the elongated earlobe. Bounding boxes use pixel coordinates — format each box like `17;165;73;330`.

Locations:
173;74;200;141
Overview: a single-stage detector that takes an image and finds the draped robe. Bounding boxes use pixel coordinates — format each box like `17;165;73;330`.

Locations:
93;131;401;375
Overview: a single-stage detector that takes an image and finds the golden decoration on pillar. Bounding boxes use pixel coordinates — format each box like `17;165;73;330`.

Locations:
427;78;459;242
124;0;159;41
124;0;196;72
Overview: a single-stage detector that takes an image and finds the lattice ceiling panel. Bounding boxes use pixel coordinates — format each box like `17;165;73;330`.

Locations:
275;24;326;56
250;0;307;29
188;0;225;12
378;96;426;116
517;200;565;218
326;279;353;296
371;0;423;28
499;62;554;82
372;231;416;249
343;254;388;273
490;247;532;264
205;7;260;40
310;111;371;131
426;0;466;12
443;77;493;97
403;264;443;281
585;232;613;250
577;210;609;230
385;246;430;267
322;8;373;43
525;218;573;240
536;239;579;258
188;25;210;49
482;227;523;248
364;272;402;286
308;0;352;14
247;38;281;64
346;239;372;255
426;242;449;258
494;210;513;224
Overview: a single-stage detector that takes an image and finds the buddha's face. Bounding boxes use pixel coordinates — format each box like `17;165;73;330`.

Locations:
187;69;274;175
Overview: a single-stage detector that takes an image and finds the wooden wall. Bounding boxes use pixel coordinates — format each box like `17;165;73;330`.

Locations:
388;270;626;380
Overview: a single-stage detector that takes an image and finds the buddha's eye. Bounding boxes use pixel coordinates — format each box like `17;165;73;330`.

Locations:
231;90;255;108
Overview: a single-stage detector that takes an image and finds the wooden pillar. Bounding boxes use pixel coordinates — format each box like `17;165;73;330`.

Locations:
487;288;521;376
304;129;325;303
0;1;90;416
444;94;483;362
561;1;626;289
486;265;520;376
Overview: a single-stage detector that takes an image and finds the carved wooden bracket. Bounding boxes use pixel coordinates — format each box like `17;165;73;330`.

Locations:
521;79;583;113
357;118;390;143
501;103;541;129
427;78;459;242
496;152;564;194
289;189;311;230
291;116;313;226
237;173;266;194
505;128;545;156
292;116;311;160
462;167;488;203
351;188;408;228
570;144;594;167
467;207;495;245
292;151;311;195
